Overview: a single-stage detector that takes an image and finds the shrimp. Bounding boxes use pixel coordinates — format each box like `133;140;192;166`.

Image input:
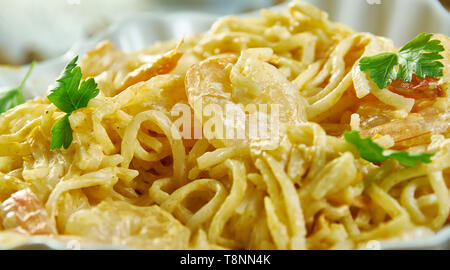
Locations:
356;94;449;149
116;40;184;92
80;40;184;96
79;40;124;79
1;189;56;235
185;48;307;147
387;75;444;99
359;106;449;149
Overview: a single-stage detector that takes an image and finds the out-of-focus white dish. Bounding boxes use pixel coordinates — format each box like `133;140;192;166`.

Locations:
0;0;449;250
0;11;218;100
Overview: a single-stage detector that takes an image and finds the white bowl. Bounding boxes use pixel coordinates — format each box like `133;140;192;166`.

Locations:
0;0;449;250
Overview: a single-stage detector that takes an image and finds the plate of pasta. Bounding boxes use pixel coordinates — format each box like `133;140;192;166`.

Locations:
0;0;449;250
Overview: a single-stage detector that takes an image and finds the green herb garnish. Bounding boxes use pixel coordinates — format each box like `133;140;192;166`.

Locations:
359;33;444;89
344;131;434;167
0;61;36;114
48;56;99;150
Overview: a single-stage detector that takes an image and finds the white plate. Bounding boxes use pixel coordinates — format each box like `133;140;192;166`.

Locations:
0;0;449;250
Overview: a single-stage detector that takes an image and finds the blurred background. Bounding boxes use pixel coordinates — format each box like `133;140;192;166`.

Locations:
0;0;449;66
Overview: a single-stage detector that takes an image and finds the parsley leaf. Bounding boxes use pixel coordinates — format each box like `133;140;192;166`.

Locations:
0;61;35;114
50;115;73;150
359;53;398;89
48;56;99;150
47;56;100;113
359;33;444;89
344;131;434;167
397;33;444;82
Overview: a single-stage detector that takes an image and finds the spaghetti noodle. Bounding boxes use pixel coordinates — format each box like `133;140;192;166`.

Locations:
0;1;449;250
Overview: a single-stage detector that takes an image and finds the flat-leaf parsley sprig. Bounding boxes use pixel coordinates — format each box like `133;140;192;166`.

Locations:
0;61;36;114
359;33;445;89
48;56;99;150
344;131;434;167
